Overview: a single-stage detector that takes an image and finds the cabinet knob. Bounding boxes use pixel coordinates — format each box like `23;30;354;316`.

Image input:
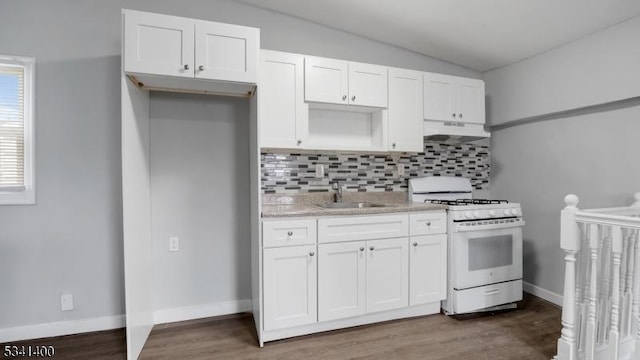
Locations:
183;64;190;70
309;251;315;257
287;231;293;236
297;139;302;145
459;113;463;119
342;95;347;101
369;246;375;251
413;242;418;247
452;113;456;118
351;95;356;101
198;65;205;71
360;247;365;252
426;221;432;226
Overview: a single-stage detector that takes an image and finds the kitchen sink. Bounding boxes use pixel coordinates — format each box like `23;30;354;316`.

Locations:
317;202;389;209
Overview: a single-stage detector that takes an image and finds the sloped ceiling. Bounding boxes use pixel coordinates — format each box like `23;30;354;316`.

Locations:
234;0;640;71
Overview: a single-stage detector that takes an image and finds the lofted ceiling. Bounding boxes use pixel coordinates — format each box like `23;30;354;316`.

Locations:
233;0;640;72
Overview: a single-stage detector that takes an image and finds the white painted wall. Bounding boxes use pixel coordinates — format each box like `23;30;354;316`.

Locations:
485;16;640;126
0;0;478;334
485;16;640;296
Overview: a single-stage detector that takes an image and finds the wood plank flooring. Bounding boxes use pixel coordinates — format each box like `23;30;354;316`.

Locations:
2;294;561;359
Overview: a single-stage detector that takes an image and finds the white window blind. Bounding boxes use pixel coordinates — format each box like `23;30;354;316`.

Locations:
0;63;25;190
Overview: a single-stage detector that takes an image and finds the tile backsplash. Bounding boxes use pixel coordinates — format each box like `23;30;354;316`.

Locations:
261;141;490;194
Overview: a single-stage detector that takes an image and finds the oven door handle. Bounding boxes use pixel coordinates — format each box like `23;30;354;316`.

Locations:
454;220;525;232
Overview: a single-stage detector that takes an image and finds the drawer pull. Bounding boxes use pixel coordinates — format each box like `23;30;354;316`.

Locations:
360;247;365;252
485;289;500;296
413;242;418;247
287;231;293;236
309;251;315;257
426;221;432;226
369;246;375;251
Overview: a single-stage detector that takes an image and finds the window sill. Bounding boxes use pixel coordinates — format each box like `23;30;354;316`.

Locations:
0;189;36;205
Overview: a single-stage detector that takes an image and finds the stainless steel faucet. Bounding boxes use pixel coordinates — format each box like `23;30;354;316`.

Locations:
332;182;343;202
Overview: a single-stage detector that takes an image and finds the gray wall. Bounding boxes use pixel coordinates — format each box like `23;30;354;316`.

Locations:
0;0;478;329
485;16;640;127
485;16;640;296
149;93;250;310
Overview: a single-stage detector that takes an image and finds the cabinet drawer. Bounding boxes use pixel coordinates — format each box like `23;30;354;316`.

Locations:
409;212;447;236
263;219;317;248
318;214;408;243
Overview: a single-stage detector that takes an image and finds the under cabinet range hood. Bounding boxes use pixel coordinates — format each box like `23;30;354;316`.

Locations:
423;120;490;143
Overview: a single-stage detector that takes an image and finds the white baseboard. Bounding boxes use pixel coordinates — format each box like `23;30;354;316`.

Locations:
0;315;125;343
523;281;563;306
153;299;252;325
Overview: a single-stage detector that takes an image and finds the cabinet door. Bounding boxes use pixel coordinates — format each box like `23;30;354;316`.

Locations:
457;77;485;124
304;57;349;105
194;20;258;83
318;242;366;321
423;72;457;122
366;238;409;313
124;10;194;78
259;51;308;149
348;63;388;108
388;68;423;152
409;234;447;306
263;245;317;330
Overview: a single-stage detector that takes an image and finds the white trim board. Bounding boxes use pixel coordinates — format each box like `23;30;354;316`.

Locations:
0;315;125;343
523;281;563;307
153;299;252;325
1;299;253;343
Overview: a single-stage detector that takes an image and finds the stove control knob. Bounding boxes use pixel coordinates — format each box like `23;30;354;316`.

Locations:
488;210;496;217
473;211;481;218
465;211;473;219
504;209;511;216
511;209;519;216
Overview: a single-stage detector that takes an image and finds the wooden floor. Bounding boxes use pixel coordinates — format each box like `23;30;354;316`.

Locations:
2;294;561;359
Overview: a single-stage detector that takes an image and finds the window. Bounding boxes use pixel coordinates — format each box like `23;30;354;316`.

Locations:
0;55;35;205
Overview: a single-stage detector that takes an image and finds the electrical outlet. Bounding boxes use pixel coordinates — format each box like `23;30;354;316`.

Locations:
398;164;406;176
315;164;324;178
60;293;74;311
169;236;180;252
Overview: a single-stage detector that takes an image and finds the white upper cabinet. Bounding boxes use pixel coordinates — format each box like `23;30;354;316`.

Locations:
348;62;388;107
195;20;258;83
305;57;388;108
259;50;308;149
123;9;259;93
457;77;486;124
423;72;485;124
124;10;194;78
388;68;424;152
304;57;349;105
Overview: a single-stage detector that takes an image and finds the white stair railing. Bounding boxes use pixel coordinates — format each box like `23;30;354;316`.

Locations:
554;193;640;360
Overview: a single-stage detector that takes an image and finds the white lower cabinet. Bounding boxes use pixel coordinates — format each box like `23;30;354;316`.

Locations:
261;211;445;342
263;245;317;330
366;237;409;313
409;234;447;305
319;237;408;322
318;241;366;321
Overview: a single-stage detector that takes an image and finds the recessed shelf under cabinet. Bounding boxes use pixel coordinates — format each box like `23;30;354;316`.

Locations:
306;105;387;152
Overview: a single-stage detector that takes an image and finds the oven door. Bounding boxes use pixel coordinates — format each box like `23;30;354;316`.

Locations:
452;224;523;290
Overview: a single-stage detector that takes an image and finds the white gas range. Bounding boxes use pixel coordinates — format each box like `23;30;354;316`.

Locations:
409;176;524;315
